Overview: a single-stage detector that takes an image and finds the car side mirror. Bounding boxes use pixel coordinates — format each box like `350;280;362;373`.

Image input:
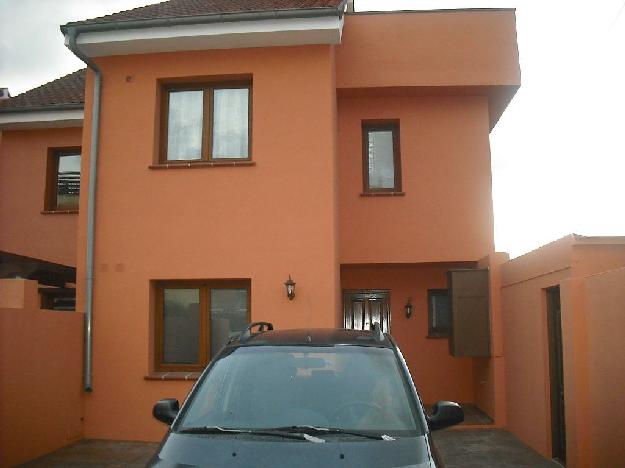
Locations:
427;401;464;431
153;398;180;425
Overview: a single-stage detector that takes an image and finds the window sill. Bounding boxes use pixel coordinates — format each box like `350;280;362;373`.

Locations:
41;209;79;215
360;191;405;197
149;161;255;170
426;334;450;339
144;372;201;381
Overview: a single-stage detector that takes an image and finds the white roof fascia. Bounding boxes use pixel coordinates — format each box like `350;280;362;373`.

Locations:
0;109;84;129
72;16;344;57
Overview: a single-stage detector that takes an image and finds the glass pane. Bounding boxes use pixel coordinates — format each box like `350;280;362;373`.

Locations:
167;90;203;161
180;346;423;435
368;130;395;189
163;288;200;364
212;88;249;159
57;154;80;207
210;288;248;356
432;295;450;330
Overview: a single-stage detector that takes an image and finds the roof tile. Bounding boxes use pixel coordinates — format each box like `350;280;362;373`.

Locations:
65;0;344;26
0;69;86;111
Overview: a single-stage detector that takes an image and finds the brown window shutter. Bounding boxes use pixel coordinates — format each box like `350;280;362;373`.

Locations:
448;269;491;357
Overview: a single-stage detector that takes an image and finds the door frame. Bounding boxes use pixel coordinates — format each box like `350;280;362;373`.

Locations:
546;286;566;465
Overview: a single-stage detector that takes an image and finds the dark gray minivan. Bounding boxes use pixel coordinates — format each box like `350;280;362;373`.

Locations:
149;323;463;467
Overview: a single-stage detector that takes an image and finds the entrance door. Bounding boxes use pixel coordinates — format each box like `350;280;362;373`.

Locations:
547;286;566;465
343;290;390;333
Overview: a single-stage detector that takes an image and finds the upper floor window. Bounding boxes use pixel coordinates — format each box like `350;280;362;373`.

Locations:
161;82;251;163
46;147;81;211
362;121;402;193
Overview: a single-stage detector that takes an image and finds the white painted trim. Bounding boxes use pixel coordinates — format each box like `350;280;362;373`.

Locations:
0;109;84;129
72;16;344;57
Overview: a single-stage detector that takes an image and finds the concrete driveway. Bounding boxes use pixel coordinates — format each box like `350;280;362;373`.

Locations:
21;429;560;467
432;429;562;468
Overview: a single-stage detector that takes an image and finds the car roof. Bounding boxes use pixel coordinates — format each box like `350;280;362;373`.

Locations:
229;328;394;348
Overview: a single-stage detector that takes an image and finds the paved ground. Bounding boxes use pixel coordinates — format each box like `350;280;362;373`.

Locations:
20;440;159;467
21;429;560;467
432;429;562;468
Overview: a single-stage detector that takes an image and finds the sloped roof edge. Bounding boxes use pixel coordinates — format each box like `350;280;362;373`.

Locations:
61;0;347;33
0;69;86;112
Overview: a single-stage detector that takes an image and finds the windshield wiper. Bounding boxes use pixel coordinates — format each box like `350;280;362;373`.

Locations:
177;426;325;443
269;425;395;441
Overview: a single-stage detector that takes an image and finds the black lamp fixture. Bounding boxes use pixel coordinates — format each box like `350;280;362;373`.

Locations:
405;297;413;318
284;275;296;300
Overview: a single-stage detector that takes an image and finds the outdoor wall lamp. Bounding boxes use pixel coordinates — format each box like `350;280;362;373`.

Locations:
284;275;296;300
405;297;413;318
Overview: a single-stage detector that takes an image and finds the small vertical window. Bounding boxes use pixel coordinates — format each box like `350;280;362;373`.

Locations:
161;82;251;163
46;148;81;211
428;289;451;338
362;121;401;193
155;280;250;372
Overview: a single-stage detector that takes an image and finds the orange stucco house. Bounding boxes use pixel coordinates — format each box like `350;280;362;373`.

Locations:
2;1;624;467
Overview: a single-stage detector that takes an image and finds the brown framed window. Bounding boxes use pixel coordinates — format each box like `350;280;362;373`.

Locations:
428;289;451;338
362;120;401;193
160;82;251;163
154;280;251;372
46;147;81;210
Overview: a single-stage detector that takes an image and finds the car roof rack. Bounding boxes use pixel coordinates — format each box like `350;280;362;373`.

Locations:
371;322;385;342
239;321;274;341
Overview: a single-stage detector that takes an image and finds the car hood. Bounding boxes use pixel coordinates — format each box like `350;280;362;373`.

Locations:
149;432;436;468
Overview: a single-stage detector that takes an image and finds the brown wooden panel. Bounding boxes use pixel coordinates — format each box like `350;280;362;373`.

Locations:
343;290;391;333
448;269;491;357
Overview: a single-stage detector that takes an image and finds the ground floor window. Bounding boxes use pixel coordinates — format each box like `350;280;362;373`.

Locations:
428;289;450;338
154;279;250;372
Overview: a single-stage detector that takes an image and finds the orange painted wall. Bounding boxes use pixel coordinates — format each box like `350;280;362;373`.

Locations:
473;252;509;426
559;277;591;468
500;238;575;457
76;45;340;440
340;264;475;404
0;279;83;466
338;95;494;264
572;243;625;277
0;127;81;266
500;237;625;467
582;267;625;468
336;11;520;89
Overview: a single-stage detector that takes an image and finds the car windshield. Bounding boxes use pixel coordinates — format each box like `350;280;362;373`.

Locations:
178;345;424;436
